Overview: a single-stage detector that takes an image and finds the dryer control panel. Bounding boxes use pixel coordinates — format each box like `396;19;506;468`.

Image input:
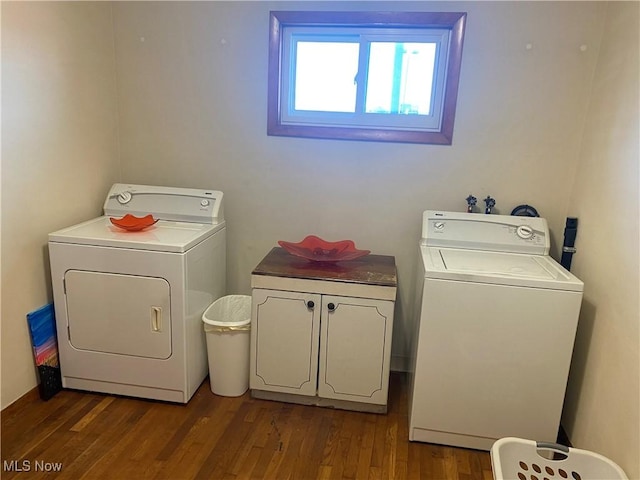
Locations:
104;184;224;224
422;210;549;255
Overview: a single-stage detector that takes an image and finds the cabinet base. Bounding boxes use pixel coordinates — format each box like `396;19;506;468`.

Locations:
251;389;387;414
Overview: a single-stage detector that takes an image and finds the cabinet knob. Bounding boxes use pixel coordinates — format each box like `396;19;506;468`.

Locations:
306;300;315;310
327;303;336;311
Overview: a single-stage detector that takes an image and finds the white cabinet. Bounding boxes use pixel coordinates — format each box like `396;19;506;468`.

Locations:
318;295;394;405
249;248;397;412
251;289;320;397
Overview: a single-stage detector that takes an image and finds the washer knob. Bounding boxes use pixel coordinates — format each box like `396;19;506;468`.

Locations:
517;225;534;239
200;199;210;207
434;221;445;230
117;191;132;204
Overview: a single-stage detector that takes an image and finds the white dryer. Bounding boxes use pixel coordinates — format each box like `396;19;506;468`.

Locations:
49;184;226;403
408;211;583;450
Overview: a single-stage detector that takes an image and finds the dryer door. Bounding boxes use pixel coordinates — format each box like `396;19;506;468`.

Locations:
64;270;172;359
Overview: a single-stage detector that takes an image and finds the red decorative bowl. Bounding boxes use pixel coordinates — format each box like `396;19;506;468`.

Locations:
278;235;370;262
110;214;158;232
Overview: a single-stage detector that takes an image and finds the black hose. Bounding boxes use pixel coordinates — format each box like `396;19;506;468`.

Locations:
561;217;578;270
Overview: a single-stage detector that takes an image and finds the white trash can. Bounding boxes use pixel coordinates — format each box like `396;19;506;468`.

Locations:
202;295;251;397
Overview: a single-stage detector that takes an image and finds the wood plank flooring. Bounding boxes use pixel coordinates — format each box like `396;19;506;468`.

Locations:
1;373;493;479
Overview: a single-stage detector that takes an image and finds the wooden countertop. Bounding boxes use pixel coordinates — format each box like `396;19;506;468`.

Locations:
252;247;397;287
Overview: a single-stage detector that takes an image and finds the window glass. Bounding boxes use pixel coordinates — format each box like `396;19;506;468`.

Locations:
294;41;359;113
366;42;437;115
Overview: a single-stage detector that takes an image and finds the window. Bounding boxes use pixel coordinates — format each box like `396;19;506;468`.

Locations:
267;11;467;145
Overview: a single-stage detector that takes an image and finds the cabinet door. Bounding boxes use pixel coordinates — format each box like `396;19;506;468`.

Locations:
318;296;394;405
250;289;320;396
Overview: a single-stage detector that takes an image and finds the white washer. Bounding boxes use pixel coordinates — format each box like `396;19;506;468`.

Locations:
49;184;226;403
408;210;583;450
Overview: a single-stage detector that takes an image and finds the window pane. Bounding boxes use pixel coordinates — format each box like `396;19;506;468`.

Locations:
294;41;359;113
365;42;437;115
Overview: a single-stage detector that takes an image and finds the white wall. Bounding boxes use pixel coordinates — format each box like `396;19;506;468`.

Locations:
562;3;640;478
111;1;605;370
1;2;120;408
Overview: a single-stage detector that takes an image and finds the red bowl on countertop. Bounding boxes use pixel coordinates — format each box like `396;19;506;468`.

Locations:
278;235;370;262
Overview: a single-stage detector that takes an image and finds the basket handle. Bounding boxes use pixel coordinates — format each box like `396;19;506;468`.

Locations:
536;442;570;454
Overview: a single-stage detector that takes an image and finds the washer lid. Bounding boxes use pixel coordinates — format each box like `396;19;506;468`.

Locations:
49;216;225;253
422;246;583;291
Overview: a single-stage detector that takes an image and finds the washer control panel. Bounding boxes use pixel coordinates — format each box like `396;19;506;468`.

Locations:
516;225;534;239
422;211;549;255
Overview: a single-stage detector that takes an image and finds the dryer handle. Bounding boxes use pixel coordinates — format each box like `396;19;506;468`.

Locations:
151;306;162;332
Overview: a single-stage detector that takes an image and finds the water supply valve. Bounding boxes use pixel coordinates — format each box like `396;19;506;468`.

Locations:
484;196;496;214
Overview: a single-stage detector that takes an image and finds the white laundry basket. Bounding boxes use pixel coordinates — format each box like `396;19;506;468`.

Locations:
202;295;251;397
491;437;628;480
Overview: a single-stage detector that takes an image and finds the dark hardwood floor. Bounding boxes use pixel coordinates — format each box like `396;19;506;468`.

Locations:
1;373;492;479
